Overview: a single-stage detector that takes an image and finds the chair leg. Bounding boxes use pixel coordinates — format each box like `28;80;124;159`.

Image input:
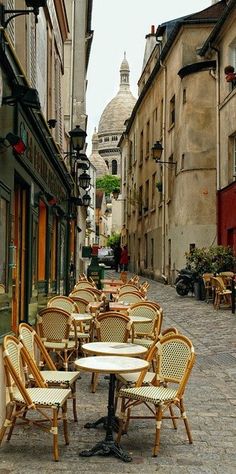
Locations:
169;404;177;429
153;405;163;457
180;399;192;444
117;398;126;443
52;408;59;461
62;402;69;445
63;350;68;371
72;382;78;422
0;403;15;444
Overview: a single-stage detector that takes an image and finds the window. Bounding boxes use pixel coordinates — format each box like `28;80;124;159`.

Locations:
112;136;118;141
167;155;175;200
146;121;150;157
128;140;132;169
151;172;156;208
169;95;175;127
233;137;236;178
151;238;154;269
183;88;186;104
181;153;185;170
112;160;117;175
105;160;109;169
160;99;163;138
0;197;8;292
104;137;109;142
138;186;143;216
144;180;149;212
140;130;144;164
0;185;10;337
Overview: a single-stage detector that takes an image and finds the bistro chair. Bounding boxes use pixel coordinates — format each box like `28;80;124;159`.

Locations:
116;291;144;304
118;284;140;294
127;302;162;348
47;295;77;313
219;272;234;289
18;323;80;422
146;301;164;319
128;275;140;285
91;312;133;393
74;281;95;290
117;334;195;457
211;276;232;309
0;335;71;461
202;273;214;302
37;307;78;370
69;288;98;303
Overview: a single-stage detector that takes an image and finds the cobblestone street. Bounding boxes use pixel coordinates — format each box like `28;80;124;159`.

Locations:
1;271;236;474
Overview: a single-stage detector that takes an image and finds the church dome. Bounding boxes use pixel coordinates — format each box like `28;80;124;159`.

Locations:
98;53;136;134
89;128;109;177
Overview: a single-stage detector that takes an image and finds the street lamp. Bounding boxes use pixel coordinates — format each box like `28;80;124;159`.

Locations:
0;0;47;28
82;193;91;207
78;171;91;190
69;125;87;153
151;141;163;162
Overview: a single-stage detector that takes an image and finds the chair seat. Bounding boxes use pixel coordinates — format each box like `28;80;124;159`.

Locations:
119;385;178;404
128;337;153;348
44;341;76;350
40;370;79;385
117;371;155;385
14;387;71;407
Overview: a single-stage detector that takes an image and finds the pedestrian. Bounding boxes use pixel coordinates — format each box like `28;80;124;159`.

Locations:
120;245;129;271
113;244;121;272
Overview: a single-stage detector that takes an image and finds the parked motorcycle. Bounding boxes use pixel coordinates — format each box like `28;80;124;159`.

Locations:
175;268;198;296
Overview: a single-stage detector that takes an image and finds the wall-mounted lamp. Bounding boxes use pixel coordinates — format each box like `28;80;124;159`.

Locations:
0;132;26;155
0;0;47;28
151;141;176;165
78;171;91;190
3;84;41;109
47;119;57;129
69;125;87;153
70;194;91;207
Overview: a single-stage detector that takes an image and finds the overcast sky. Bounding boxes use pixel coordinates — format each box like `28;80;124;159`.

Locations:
86;0;211;154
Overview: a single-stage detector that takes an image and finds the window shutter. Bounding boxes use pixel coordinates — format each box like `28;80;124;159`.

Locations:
55;57;63;149
27;15;36;87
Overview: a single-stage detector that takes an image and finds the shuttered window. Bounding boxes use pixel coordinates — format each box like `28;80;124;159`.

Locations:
27;14;36;87
55;57;63;149
6;0;15;46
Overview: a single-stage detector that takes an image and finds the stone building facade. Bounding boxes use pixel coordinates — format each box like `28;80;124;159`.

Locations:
120;2;226;282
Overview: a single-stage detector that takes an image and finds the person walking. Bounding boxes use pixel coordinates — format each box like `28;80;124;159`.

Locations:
113;245;121;272
120;245;129;271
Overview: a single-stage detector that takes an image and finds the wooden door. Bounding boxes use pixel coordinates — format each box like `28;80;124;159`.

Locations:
12;184;28;331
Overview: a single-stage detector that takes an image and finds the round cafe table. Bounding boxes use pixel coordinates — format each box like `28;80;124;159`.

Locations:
72;313;92;323
82;341;147;357
75;355;149;462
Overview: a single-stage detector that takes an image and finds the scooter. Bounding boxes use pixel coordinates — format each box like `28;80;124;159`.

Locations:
175;268;198;296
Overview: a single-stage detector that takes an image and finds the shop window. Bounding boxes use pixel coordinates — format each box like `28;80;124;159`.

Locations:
0;197;8;293
0;185;10;337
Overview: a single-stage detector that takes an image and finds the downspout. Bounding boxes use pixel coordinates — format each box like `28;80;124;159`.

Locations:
160;59;167;276
211;45;220;191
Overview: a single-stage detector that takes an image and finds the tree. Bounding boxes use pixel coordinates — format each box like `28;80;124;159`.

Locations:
96;175;121;196
107;233;121;248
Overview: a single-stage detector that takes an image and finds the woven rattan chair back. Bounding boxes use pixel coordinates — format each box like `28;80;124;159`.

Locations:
19;323;56;370
117;291;144;304
37;307;72;342
119;284;139;294
161;327;178;337
94;312;132;342
47;295;77;314
69;297;89;313
152;334;195;392
128;275;140;284
146;300;164;318
74;281;95;289
128;302;162;338
69;288;97;302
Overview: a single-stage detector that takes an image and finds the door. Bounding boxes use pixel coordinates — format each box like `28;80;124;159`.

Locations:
12;182;28;331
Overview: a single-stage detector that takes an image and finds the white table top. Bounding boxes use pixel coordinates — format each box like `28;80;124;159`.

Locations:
82;341;147;356
75;356;149;374
109;302;131;311
101;279;123;286
72;313;92;322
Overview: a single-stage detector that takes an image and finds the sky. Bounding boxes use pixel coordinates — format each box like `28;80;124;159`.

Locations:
86;0;211;154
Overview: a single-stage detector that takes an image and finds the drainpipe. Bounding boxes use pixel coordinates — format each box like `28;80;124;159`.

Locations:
211;45;220;191
160;59;167;276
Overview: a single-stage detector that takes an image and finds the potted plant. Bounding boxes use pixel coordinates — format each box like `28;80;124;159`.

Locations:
185;245;236;300
224;65;236;82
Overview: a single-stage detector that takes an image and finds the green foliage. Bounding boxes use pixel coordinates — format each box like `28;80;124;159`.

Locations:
185;245;236;275
96;175;121;196
107;233;121;248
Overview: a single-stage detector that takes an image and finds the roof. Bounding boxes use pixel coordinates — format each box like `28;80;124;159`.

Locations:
200;0;236;56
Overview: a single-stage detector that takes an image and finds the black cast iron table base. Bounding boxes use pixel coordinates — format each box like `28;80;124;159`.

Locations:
80;373;132;462
79;440;132;462
84;414;120;432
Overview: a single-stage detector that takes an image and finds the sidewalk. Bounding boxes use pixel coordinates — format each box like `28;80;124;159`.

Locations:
1;271;236;473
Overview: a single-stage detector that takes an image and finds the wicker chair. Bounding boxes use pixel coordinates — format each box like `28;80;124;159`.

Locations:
74;281;95;289
18;323;80;421
127;302;162;348
118;284;139;294
117;334;195;457
37;308;78;370
116;291;144;304
211;276;232;309
69;288;98;303
47;295;77;313
0;335;71;461
91;312;133;393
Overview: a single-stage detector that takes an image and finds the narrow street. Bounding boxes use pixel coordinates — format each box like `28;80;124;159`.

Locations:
1;271;236;473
